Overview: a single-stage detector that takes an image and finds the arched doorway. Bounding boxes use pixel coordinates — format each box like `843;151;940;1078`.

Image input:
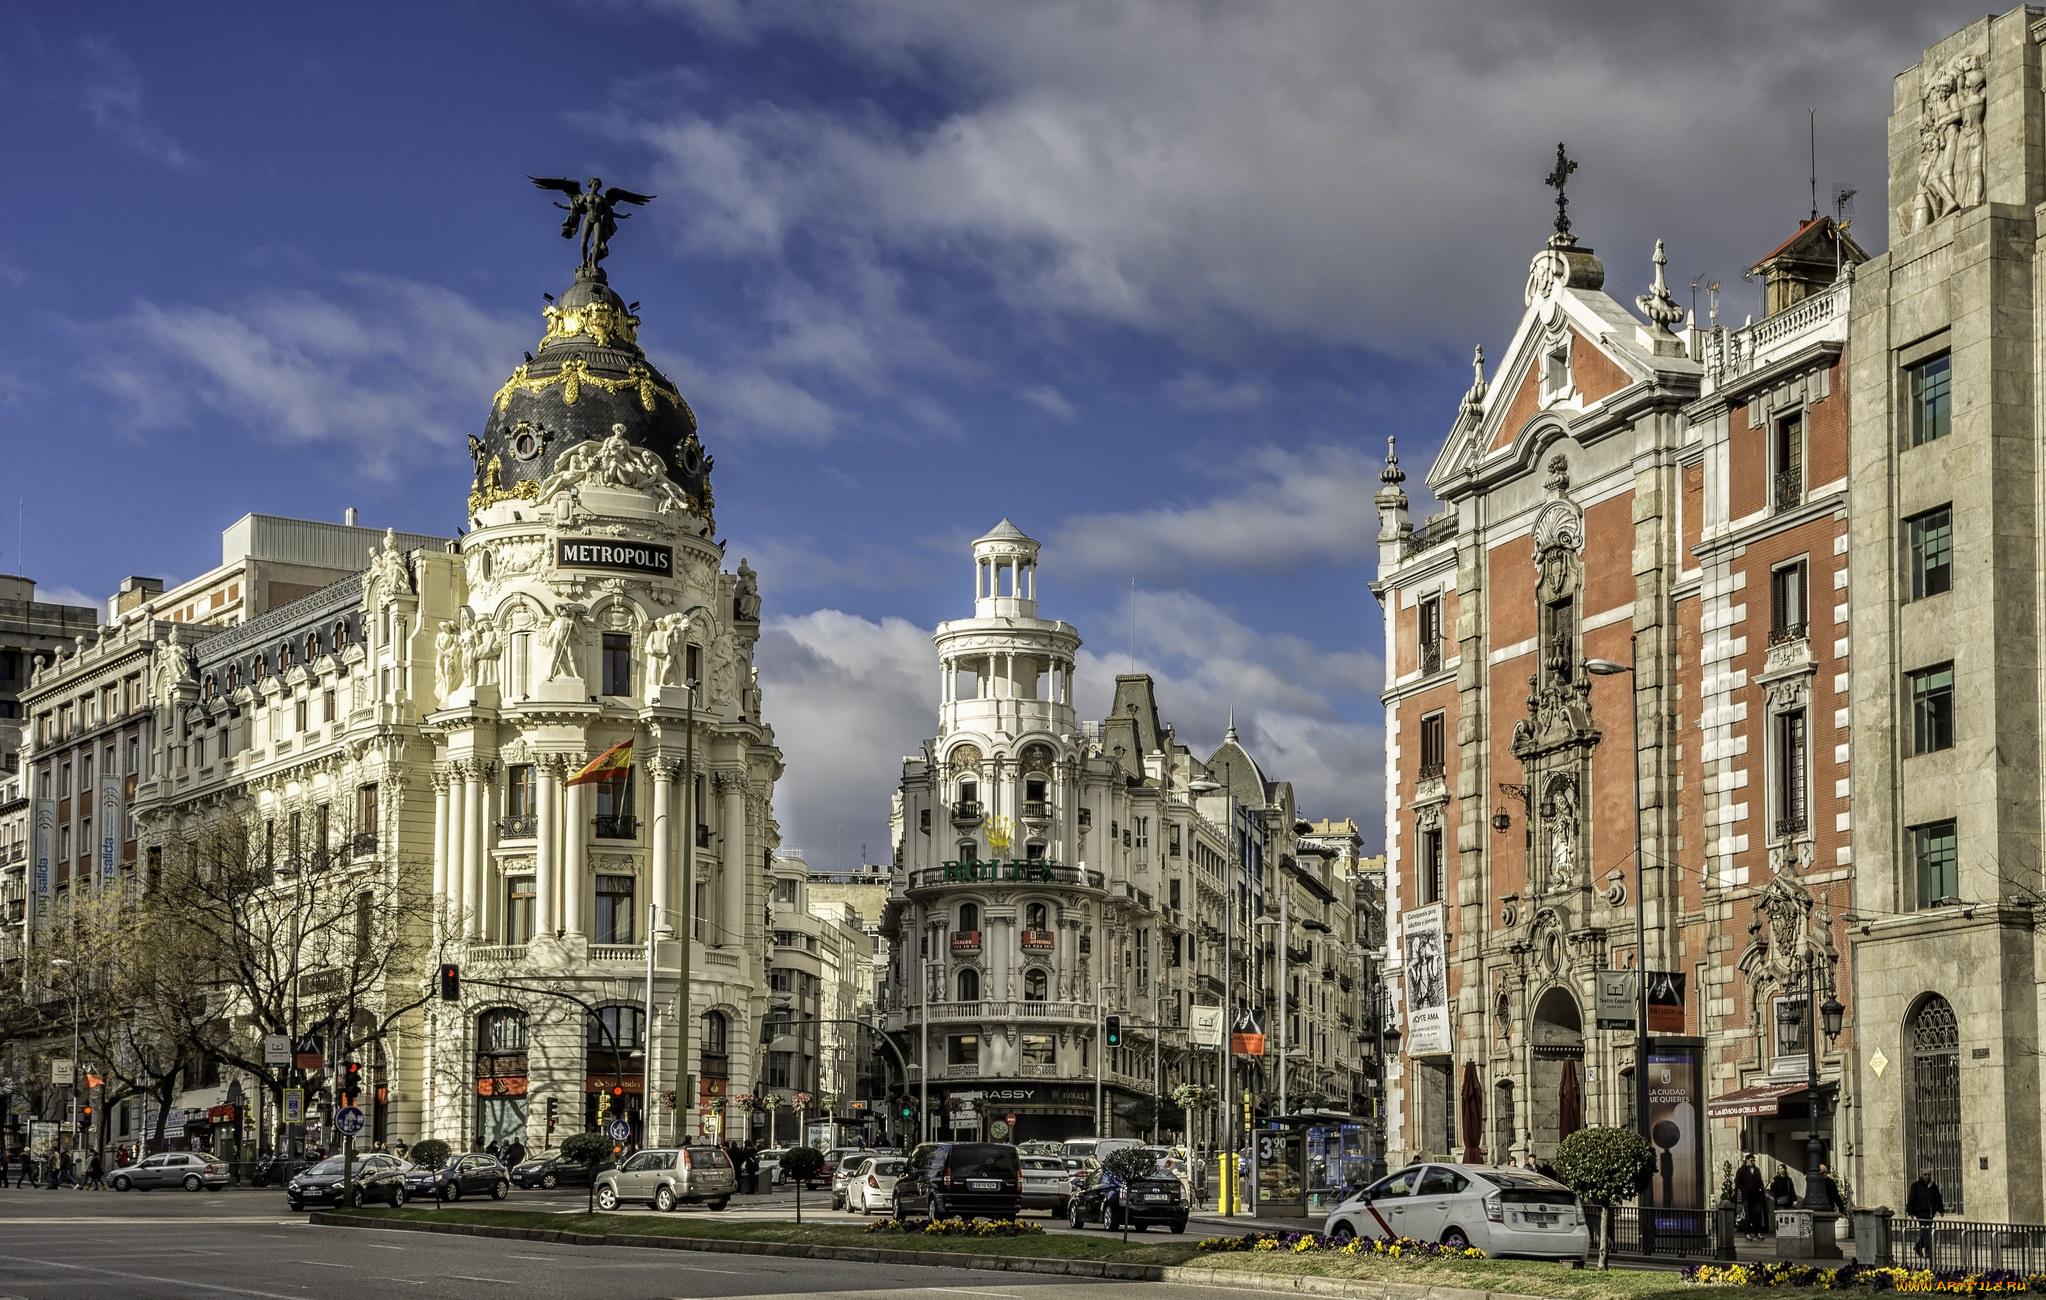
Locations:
1908;994;1962;1213
1529;986;1585;1157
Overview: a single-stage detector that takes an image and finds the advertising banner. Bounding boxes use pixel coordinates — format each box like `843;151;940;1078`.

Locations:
1190;1004;1224;1048
1595;969;1636;1031
1647;971;1687;1034
33;799;54;926
100;778;122;891
1231;1006;1265;1056
1645;1048;1704;1215
1402;903;1451;1056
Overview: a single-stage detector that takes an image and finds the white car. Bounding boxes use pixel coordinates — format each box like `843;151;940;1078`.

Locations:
1323;1163;1587;1260
845;1155;907;1214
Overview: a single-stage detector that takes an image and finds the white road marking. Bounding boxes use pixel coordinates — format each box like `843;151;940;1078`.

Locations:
366;1243;406;1250
931;1289;1019;1297
448;1276;516;1284
0;1252;308;1299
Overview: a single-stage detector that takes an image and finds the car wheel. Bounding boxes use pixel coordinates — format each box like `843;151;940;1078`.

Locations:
655;1185;677;1212
492;1179;510;1201
596;1184;620;1211
541;1172;559;1190
287;1200;303;1212
348;1186;366;1210
1329;1220;1356;1242
391;1186;406;1208
1441;1227;1471;1250
111;1175;131;1192
1171;1218;1187;1235
1070;1201;1087;1230
184;1174;203;1192
930;1197;947;1220
708;1197;730;1211
446;1182;461;1202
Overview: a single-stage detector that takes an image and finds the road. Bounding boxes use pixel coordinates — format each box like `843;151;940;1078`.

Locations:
0;1188;1268;1300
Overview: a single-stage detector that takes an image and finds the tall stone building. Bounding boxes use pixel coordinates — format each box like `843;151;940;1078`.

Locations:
1372;171;1863;1201
1846;7;2046;1223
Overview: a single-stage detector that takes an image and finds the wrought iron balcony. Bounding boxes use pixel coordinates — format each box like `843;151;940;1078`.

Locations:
496;814;537;839
1021;799;1050;819
1774;468;1805;512
593;814;639;839
1419;640;1443;675
1774;813;1808;840
1769;621;1808;647
951;800;983;824
950;929;982;953
1418;762;1445;782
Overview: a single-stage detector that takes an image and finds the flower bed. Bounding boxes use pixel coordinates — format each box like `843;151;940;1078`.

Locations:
1195;1230;1486;1261
1686;1261;2040;1291
864;1217;1046;1238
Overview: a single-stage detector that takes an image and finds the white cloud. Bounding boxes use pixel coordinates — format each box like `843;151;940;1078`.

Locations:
1164;371;1263;413
76;36;190;169
1018;384;1075;419
635;0;1963;351
79;274;529;479
1052;443;1385;579
752;609;939;866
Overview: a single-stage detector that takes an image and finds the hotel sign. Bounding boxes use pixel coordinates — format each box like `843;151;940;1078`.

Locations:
939;859;1066;883
556;539;673;576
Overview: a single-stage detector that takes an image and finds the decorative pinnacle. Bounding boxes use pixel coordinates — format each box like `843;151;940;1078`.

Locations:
1461;346;1489;419
1381;435;1406;486
1544;142;1578;241
1636;239;1684;333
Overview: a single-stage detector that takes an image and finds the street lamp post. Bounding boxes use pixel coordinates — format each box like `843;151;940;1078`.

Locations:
1188;774;1233;1216
1798;943;1846;1214
48;959;80;1149
1585;642;1650;1146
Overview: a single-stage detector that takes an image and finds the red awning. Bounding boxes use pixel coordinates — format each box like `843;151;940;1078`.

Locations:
1708;1081;1808;1119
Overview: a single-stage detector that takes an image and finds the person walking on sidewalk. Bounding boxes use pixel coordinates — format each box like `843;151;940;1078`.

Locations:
84;1152;104;1191
1735;1154;1768;1241
1907;1167;1945;1262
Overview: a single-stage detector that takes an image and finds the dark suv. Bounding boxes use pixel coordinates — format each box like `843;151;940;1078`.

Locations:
893;1142;1022;1221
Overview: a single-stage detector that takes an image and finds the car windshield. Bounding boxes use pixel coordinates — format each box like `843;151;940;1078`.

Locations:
1023;1157;1066;1172
304;1158;361;1176
946;1145;1019;1178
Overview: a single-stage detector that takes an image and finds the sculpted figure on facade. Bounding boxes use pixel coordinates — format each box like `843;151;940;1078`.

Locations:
537;426;693;514
707;622;740;710
369;528;411;596
471;613;500;687
435;620;462;695
1545;777;1580;893
733;560;762;622
1914;52;1987;228
543;603;585;681
644;613;674;694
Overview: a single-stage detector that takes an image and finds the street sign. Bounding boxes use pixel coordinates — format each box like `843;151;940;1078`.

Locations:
989;1120;1010;1140
607;1119;632;1141
1005;1112;1017;1124
283;1088;304;1123
334;1106;365;1137
263;1035;292;1066
51;1059;74;1086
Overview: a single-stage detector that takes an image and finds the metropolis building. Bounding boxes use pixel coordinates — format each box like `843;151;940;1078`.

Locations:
15;209;783;1154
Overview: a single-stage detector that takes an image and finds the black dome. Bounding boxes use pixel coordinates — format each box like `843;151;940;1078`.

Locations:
471;268;712;517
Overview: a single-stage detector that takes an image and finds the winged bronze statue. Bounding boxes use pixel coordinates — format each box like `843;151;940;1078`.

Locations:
529;176;655;274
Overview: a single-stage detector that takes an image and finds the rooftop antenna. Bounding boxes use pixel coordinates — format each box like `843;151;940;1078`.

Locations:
1689;275;1703;324
1130;577;1137;671
1833;184;1858;277
1808;107;1819;223
1708;281;1722;328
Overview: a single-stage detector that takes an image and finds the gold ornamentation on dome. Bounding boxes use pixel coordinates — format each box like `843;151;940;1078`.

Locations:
468;454;540;516
492;357;687;414
540;298;641;350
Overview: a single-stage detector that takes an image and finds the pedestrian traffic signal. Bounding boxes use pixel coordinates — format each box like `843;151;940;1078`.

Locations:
339;1061;362;1105
438;963;461;1001
1104;1015;1121;1046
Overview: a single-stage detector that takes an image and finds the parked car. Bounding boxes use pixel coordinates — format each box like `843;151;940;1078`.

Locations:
509;1151;606;1190
405;1153;510;1202
1020;1154;1075;1217
846;1156;907;1215
817;1146;872;1192
831;1154;873;1209
108;1151;231;1192
286;1154;411;1210
893;1142;1022;1221
1322;1163;1587;1260
1060;1137;1138;1162
1068;1160;1187;1233
593;1145;737;1212
756;1147;790;1185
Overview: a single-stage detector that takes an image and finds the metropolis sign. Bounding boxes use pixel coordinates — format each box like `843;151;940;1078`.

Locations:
555;538;674;575
938;858;1068;883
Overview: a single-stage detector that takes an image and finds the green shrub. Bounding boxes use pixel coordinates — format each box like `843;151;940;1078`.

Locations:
561;1132;612;1165
780;1146;825;1182
408;1139;451;1170
1102;1146;1159;1183
1554;1126;1654;1269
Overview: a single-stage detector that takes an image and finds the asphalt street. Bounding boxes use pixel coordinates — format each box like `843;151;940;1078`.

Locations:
0;1188;1272;1300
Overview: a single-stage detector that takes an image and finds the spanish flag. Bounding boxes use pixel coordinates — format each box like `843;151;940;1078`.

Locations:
566;739;633;787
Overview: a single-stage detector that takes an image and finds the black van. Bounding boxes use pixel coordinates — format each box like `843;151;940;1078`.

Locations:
893;1143;1023;1221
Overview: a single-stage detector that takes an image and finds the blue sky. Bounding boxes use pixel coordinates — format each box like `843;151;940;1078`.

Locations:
0;1;1981;862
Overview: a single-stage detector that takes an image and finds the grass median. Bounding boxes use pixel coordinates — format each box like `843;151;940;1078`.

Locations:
322;1207;1699;1297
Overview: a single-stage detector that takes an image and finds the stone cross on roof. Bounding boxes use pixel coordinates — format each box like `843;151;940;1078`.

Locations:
1544;142;1578;240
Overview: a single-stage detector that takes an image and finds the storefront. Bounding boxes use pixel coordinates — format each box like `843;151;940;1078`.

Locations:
933;1082;1127;1144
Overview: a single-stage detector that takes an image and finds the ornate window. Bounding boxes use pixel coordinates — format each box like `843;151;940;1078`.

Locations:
1908;994;1962;1213
1024;902;1049;930
702;1010;728;1054
958;902;980;932
955;968;981;1001
1024;968;1048;1002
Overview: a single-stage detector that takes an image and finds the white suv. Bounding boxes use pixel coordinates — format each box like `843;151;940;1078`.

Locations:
1323;1163;1587;1260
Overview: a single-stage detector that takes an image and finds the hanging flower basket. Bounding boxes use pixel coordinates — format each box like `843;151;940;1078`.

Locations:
1172;1083;1217;1110
792;1091;815;1114
760;1093;784;1111
660;1089;678;1111
729;1092;759;1114
699;1096;726;1116
820;1090;842;1114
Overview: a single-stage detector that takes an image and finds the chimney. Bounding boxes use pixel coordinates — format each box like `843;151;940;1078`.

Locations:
344;507;360;527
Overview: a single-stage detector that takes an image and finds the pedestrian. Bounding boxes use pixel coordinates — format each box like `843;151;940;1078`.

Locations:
0;1145;13;1189
1735;1153;1768;1240
58;1149;76;1190
84;1152;104;1192
1816;1163;1846;1213
1907;1166;1945;1262
1769;1164;1798;1208
1193;1153;1209;1209
505;1139;526;1168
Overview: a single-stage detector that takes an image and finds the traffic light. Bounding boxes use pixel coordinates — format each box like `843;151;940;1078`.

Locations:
610;1085;625;1104
80;1105;92;1127
339;1061;362;1105
438;963;461;1001
1104;1015;1121;1046
546;1097;558;1132
898;1095;915;1120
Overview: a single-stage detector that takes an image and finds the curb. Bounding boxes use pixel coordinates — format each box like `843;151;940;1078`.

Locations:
305;1213;1554;1299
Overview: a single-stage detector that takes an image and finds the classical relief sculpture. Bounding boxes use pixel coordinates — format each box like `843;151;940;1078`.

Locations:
470;613;500;687
369;528;411;595
1546;777;1580;893
536;426;694;514
543;603;585;681
1914;52;1987;228
734;560;762;622
435;620;462;695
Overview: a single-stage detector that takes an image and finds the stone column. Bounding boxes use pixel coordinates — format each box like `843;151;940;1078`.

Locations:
478;761;499;941
718;771;747;948
431;770;451;904
563;778;587;938
535;758;559;937
447;764;469;929
649;757;677;935
463;766;486;940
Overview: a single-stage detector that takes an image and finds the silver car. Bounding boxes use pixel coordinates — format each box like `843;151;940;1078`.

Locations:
110;1151;230;1192
594;1146;737;1212
845;1156;906;1214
